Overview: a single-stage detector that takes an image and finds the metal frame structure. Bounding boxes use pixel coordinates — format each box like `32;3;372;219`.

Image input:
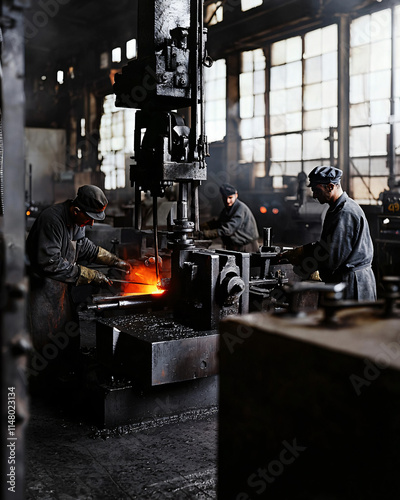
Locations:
1;2;30;499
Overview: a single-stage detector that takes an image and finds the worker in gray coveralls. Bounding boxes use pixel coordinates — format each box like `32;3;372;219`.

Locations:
202;183;259;253
26;185;131;379
280;166;376;301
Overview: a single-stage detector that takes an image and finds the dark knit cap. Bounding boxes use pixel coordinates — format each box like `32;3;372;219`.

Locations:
308;166;343;187
74;185;108;221
220;183;237;196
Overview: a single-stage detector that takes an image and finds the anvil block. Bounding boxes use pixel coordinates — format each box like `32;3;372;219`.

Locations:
96;311;218;386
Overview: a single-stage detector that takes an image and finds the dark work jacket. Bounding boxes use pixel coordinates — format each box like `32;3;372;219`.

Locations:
26;201;99;360
217;199;259;251
303;192;376;301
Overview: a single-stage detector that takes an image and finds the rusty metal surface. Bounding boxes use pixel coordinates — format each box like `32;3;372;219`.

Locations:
96;311;218;386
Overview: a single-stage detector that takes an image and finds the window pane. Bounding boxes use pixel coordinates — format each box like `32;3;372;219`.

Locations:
370;99;390;124
322;25;338;53
351;127;370;157
240;96;254;119
369;70;391;100
322;52;337;81
370;124;390;155
271;135;287;161
370;39;391;71
322;80;337;108
350;45;370;76
254;94;265;116
254;69;265;94
305;56;322;85
286;87;302;113
351;15;371;47
270;115;286;134
286;36;302;62
350;75;367;104
286;61;302;88
286;112;302;132
370;9;391;42
305;29;322;59
253;138;265;162
286;134;302;161
350;102;370;126
270;89;287;115
271;65;286;90
240;72;253;96
271;40;286;66
304;110;322;130
241;0;263;12
241;119;254;139
304;83;322;110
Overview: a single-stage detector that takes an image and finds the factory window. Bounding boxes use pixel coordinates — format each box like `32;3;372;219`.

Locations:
350;8;392;202
204;58;226;142
99;94;136;190
241;0;263;12
240;48;266;177
269;25;338;186
112;47;122;64
126;39;137;60
205;1;223;26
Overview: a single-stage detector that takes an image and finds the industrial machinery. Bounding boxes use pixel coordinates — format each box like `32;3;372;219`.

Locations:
81;0;322;427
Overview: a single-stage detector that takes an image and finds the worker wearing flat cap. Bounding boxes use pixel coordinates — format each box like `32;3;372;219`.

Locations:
26;185;131;379
280;166;376;301
201;183;259;252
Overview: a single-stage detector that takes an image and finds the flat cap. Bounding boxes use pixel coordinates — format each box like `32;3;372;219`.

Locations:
74;185;108;221
308;166;343;187
220;183;237;196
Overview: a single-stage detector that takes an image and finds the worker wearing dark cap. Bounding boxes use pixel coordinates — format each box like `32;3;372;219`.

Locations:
26;185;131;380
280;166;376;301
202;183;259;252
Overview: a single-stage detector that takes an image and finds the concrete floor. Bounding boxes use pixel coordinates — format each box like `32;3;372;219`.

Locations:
25;309;218;500
25;396;218;499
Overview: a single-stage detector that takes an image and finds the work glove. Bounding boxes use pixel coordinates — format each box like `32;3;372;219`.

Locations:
76;266;112;286
278;246;305;266
203;229;219;239
95;247;132;273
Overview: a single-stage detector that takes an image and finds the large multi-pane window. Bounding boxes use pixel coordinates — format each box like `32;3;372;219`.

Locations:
240;48;266;177
269;25;338;186
350;8;392;201
99;94;136;190
204;58;227;142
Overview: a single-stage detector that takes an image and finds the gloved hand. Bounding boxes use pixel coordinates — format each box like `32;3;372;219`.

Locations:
76;266;112;286
278;247;304;266
95;247;132;273
203;229;219;239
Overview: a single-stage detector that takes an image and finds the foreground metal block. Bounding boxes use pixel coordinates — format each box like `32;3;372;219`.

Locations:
87;376;218;428
96;312;218;386
218;307;400;498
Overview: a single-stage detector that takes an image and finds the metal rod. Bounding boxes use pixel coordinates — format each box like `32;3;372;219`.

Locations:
153;193;160;281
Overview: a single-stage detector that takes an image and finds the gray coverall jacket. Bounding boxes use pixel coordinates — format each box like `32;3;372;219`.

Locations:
217;199;259;252
301;192;376;300
26;200;99;365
